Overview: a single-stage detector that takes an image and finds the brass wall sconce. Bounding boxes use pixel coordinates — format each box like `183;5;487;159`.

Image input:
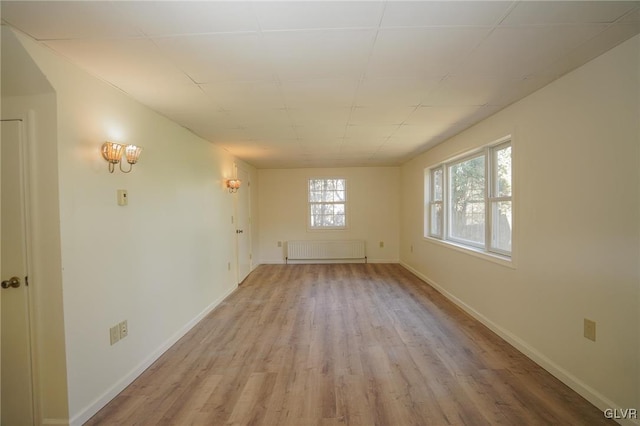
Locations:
227;178;241;193
102;142;143;173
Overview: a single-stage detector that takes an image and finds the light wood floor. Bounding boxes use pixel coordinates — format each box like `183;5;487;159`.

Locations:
86;264;610;425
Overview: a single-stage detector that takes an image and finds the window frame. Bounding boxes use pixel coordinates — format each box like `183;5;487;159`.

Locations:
427;166;444;239
425;137;513;260
307;177;348;231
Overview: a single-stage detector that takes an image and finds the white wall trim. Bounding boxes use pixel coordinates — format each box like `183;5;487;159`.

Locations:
258;258;400;265
42;418;69;425
399;261;639;426
68;284;238;426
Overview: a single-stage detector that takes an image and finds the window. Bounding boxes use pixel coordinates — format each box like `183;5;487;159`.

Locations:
308;178;347;229
426;139;512;257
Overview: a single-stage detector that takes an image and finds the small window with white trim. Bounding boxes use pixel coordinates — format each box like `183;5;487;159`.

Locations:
425;138;512;257
308;178;347;229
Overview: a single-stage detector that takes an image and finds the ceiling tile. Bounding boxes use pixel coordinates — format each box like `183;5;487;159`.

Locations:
366;27;492;79
280;79;359;108
381;1;512;27
114;1;258;36
294;125;347;141
153;33;273;83
345;124;398;140
407;106;487;127
541;23;640;80
132;84;213;117
620;7;640;22
288;107;352;127
1;1;142;40
200;81;285;111
456;25;608;78
501;1;637;25
356;78;441;107
254;1;384;30
243;125;298;141
423;76;522;106
43;38;192;91
263;29;376;80
348;106;416;125
223;108;292;128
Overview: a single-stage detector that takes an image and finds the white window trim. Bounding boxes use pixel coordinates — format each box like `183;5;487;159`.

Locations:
425;136;513;262
307;177;348;231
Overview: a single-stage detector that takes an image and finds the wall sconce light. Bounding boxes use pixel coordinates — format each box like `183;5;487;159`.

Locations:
227;178;241;193
101;141;142;173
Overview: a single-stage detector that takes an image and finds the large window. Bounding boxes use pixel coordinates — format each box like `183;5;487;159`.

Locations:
308;178;347;229
426;139;512;257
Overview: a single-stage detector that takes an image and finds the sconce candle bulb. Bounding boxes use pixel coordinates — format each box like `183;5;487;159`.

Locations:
227;178;241;193
101;142;142;173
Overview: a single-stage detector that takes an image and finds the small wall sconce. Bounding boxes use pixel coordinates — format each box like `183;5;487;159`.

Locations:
102;141;142;173
227;178;241;193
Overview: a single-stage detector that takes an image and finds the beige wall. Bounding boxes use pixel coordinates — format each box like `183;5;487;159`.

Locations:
10;29;258;425
400;35;639;414
258;167;400;263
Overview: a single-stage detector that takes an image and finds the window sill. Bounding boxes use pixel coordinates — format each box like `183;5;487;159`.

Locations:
423;236;515;269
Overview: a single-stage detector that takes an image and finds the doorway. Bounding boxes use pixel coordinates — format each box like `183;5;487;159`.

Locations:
1;118;35;424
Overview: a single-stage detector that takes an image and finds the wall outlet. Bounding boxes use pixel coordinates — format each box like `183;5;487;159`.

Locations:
584;318;596;341
119;320;128;339
109;325;120;345
228;262;231;271
410;245;413;253
277;241;282;247
379;241;384;248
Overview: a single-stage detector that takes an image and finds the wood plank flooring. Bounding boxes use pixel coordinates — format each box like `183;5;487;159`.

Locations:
85;264;611;425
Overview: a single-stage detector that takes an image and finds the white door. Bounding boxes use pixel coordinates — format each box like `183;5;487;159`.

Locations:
1;119;34;425
235;166;251;283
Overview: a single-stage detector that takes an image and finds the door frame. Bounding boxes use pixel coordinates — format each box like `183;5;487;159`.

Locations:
1;114;39;423
234;163;252;284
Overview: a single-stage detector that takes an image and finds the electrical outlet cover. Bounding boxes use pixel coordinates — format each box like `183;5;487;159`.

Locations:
119;320;128;338
110;325;120;345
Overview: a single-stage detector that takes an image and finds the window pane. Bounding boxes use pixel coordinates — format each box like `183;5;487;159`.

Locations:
430;202;442;237
309;179;321;191
494;145;512;197
431;168;443;201
492;201;512;253
449;155;485;245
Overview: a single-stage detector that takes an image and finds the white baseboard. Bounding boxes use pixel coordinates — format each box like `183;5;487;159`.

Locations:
68;284;238;426
400;261;638;426
42;418;69;425
258;258;399;265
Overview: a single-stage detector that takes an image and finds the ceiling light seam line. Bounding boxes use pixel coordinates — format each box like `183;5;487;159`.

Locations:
148;30;261;40
259;26;379;34
146;37;205;95
350;8;386;119
495;1;520;27
616;6;640;23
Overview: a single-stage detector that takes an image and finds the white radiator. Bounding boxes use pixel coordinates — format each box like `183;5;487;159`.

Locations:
286;240;366;263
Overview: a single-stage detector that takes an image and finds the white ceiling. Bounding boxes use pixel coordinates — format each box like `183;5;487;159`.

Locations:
2;1;639;168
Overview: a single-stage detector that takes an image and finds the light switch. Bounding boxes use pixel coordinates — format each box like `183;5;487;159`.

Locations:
117;189;128;206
